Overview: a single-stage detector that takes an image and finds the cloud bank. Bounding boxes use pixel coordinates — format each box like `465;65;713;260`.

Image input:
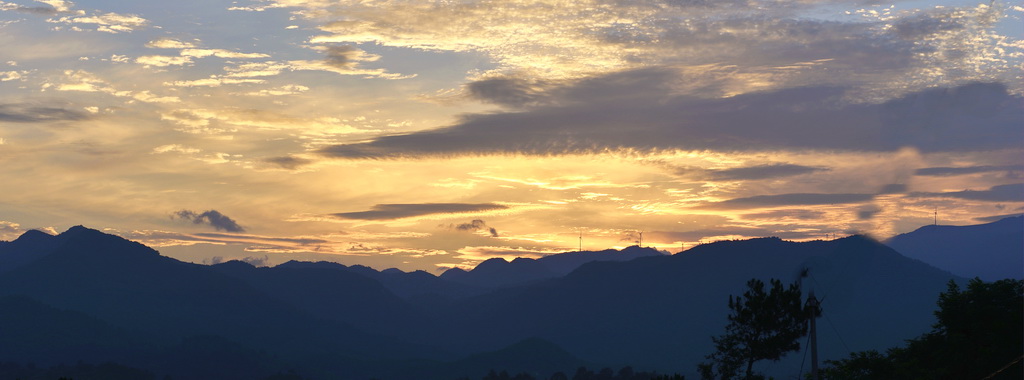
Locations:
0;103;91;123
173;210;246;232
332;203;509;221
319;82;1023;158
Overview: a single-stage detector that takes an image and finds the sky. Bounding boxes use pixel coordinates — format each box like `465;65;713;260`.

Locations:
0;0;1021;272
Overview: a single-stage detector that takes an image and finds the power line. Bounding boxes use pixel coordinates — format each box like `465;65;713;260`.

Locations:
822;311;851;353
980;355;1023;380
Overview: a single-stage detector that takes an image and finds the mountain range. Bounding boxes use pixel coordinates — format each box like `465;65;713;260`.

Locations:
1;217;1018;379
885;215;1023;281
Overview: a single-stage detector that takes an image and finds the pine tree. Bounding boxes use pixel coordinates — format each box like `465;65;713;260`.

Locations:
699;278;810;380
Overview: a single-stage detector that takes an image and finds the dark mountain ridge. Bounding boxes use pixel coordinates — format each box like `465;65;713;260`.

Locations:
427;236;961;377
885;215;1023;281
276;260;481;300
0;224;974;379
439;246;664;289
0;226;442;379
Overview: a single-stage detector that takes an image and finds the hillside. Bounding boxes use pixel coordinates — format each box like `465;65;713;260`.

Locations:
885;215;1023;281
428;236;960;378
0;226;966;379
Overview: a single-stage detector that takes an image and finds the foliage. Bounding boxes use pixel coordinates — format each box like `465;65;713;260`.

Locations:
699;278;810;380
821;278;1023;380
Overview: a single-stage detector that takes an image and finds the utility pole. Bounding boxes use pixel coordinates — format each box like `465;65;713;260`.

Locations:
579;230;583;252
808;290;820;380
934;207;938;226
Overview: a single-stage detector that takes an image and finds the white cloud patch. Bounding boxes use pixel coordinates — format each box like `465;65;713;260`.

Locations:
160;107;369;135
36;0;71;13
132;90;180;103
51;70;179;103
180;48;269;59
243;84;310;96
145;38;196;49
277;0;1022;97
164;77;266;87
50;11;149;33
152;144;201;154
135;55;194;67
0;70;28;81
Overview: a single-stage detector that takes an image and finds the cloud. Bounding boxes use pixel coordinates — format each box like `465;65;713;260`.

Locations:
53;12;149;33
0;103;91;123
444;219;499;237
322;45;379;69
0;0;72;15
331;203;509;221
1;70;28;82
454;245;565;262
50;70;179;103
648;226;822;242
878;184;908;194
700;193;875;210
908;183;1024;202
0;220;21;234
691;164;829;181
136;48;267;68
466;77;547;108
857;205;882;220
135;55;193;67
915;165;1024;177
173;209;246;232
243;84;310;97
180;49;269;59
319;82;1024;158
241;255;269;267
145;38;196;49
129;230;327;249
264;156;313;170
192;232;324;246
741;210;826;221
974;213;1023;223
164;78;266;87
288;0;1020;99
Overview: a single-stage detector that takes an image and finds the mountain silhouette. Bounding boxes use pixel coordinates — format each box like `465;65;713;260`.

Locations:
439;246;664;289
0;225;971;379
427;236;961;378
0;295;142;366
210;259;428;337
0;226;439;379
0;228;81;273
276;260;480;300
537;246;664;276
885;215;1023;281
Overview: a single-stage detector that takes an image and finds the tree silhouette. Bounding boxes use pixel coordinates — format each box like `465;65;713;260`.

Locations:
822;278;1023;380
699;278;809;380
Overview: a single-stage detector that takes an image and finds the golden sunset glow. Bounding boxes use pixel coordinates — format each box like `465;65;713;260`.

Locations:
1;0;1021;272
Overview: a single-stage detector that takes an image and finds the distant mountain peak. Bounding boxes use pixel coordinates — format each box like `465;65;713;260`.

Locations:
61;225;96;235
885;216;1023;281
12;229;55;243
620;245;664;254
56;225;117;242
